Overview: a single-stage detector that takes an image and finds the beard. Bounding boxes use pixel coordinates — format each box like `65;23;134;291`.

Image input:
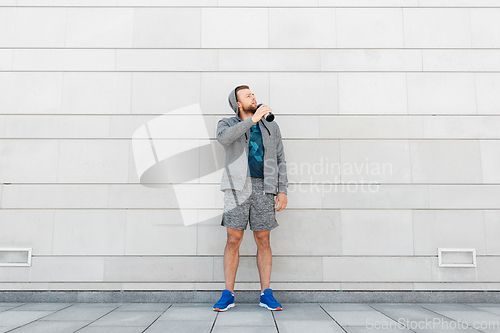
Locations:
242;103;258;113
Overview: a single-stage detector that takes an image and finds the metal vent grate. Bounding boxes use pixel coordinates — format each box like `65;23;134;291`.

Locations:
438;248;476;268
0;248;32;267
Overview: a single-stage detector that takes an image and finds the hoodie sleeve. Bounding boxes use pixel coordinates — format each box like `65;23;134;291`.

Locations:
216;117;255;146
275;123;288;195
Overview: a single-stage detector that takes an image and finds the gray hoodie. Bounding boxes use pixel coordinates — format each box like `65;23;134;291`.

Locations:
216;87;288;195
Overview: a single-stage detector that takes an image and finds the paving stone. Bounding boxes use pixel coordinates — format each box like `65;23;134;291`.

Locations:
10;303;74;311
158;306;217;321
0;302;497;333
114;303;171;312
88;310;163;327
420;310;500;328
274;320;345;333
212;326;278;333
324;309;399;327
40;305;118;321
369;303;458;325
417;303;479;311
214;304;275;327
467;305;500;316
413;328;482;333
3;320;90;333
170;303;216;307
73;303;123;307
344;327;411;333
0;310;54;327
77;326;148;333
320;303;376;311
144;320;214;333
0;327;16;333
274;303;335;321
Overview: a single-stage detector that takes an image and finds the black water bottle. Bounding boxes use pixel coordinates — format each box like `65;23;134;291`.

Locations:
256;103;274;122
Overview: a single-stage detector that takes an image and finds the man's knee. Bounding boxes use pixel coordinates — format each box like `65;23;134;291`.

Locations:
226;228;244;248
254;230;270;248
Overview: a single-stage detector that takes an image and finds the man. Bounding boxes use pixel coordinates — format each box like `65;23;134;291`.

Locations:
213;85;288;312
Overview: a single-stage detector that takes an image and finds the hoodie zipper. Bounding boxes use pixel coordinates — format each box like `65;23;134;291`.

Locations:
237;117;271;195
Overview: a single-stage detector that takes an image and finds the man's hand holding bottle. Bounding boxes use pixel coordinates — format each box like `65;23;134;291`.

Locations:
251;105;272;124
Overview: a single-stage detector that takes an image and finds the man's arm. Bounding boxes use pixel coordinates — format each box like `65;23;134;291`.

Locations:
276;123;288;195
216;117;255;146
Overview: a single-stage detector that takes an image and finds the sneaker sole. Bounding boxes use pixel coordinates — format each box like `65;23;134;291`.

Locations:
213;303;235;312
259;302;282;311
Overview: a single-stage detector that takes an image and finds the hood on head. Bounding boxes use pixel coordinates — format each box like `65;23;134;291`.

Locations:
228;86;240;114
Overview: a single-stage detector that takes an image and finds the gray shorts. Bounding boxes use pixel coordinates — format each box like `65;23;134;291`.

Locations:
221;176;279;231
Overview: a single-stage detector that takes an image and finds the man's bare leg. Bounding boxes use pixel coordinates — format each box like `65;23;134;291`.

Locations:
224;227;244;293
253;230;272;293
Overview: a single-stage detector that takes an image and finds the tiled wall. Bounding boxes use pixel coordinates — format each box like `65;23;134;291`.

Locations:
1;0;500;291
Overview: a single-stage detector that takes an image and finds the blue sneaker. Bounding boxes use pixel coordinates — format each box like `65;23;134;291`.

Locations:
259;288;282;311
213;289;235;311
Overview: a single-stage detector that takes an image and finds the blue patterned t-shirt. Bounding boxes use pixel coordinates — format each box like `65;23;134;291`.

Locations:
248;124;264;178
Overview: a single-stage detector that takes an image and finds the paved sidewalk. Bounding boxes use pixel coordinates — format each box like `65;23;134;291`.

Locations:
1;302;500;332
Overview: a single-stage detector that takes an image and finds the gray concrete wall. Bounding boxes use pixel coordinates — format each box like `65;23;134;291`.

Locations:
0;0;499;292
